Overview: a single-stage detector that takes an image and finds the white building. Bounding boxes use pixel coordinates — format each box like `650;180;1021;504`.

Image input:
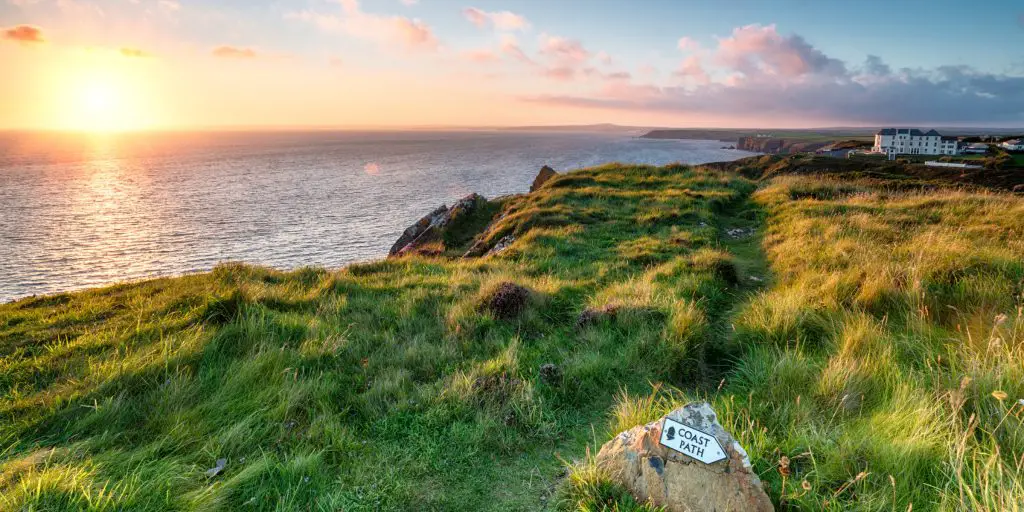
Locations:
1001;139;1024;151
873;128;958;156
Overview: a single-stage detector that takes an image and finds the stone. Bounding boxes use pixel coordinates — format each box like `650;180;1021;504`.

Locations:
595;402;773;512
486;235;516;256
539;363;562;386
205;458;228;478
576;304;619;329
530;165;559;192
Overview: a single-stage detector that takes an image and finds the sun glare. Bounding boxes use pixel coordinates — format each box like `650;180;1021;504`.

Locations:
53;58;156;132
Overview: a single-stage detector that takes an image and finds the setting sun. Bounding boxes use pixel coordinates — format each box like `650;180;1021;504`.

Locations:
64;74;140;131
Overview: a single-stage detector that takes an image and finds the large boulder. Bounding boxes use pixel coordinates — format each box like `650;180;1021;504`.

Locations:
530;165;558;192
389;193;488;257
596;402;773;512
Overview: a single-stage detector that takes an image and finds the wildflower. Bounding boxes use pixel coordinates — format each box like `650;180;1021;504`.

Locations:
801;480;812;491
778;455;791;477
994;313;1008;326
992;390;1008;401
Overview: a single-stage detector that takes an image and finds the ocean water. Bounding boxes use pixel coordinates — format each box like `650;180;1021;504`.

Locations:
0;130;754;302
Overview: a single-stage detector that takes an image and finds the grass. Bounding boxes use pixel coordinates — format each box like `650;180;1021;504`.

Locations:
3;163;1023;510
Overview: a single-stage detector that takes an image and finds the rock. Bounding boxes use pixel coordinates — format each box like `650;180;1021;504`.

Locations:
482;282;530;319
389;193;488;257
205;458;228;478
486;235;516;256
576;304;619;329
530;165;559;192
596;402;773;512
539;363;562;386
389;204;448;256
464;234;515;258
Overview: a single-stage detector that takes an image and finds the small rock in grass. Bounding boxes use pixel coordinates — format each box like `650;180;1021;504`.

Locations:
205;458;227;478
576;304;619;329
483;282;530;319
539;363;562;386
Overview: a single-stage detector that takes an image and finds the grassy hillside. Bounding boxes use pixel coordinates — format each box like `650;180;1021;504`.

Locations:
2;162;1023;511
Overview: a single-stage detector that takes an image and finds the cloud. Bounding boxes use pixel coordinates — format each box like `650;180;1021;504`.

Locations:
674;55;710;85
540;35;589;64
287;0;438;51
120;47;149;58
158;0;179;11
329;56;343;68
677;37;699;52
522;24;1024;125
400;0;418;5
212;46;257;59
596;51;612;65
715;23;846;79
3;24;44;44
462;7;529;31
462;48;500;63
499;34;533;64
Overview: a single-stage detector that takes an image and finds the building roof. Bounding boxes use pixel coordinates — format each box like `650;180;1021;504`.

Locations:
876;128;943;137
1004;139;1022;145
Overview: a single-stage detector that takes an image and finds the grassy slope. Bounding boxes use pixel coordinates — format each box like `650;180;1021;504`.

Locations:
3;163;1023;511
0;165;751;510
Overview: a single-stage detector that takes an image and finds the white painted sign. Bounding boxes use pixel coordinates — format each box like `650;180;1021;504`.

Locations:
659;418;727;464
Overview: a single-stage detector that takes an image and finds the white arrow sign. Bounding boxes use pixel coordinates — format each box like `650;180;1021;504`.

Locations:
659;418;727;464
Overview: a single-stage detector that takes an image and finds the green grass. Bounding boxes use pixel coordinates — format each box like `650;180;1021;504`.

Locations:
3;163;1023;511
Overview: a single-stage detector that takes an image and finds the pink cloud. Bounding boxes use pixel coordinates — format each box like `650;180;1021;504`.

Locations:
462;48;500;63
677;37;699;51
212;46;257;59
596;51;613;65
675;55;710;85
540;35;589;64
463;7;529;31
3;24;44;44
287;0;438;51
500;35;533;64
715;23;845;79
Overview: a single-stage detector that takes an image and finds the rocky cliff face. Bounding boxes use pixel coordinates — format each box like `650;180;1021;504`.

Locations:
388;193;491;257
389;166;560;259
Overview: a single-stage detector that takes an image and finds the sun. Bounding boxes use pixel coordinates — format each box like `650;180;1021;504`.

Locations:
69;77;134;132
82;81;116;117
55;64;154;132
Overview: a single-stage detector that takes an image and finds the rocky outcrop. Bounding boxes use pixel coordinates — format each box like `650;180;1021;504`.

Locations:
389;193;488;257
596;402;773;512
530;165;558;192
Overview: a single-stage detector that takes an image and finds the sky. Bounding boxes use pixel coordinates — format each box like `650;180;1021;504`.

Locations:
1;0;1023;130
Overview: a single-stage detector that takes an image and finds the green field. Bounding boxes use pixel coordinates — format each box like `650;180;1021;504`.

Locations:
2;163;1023;511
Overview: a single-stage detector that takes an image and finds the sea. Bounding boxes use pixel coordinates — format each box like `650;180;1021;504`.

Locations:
0;130;755;302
